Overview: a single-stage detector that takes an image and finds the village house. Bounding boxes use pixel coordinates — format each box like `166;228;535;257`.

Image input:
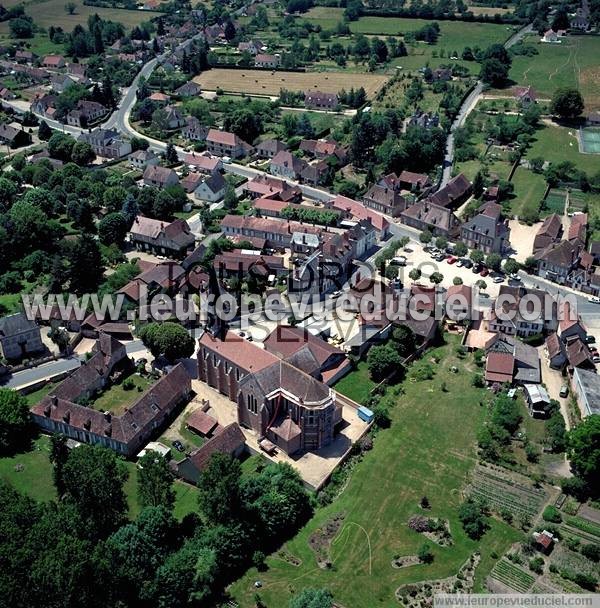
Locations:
174;81;202;97
256;138;287;159
330;194;389;239
254;53;280;68
129;149;159;170
0;313;44;360
304;90;338;111
571;366;600;418
180;117;206;142
400;200;460;237
214;250;286;281
534;239;580;283
182;152;222;174
194;172;226;202
15;50;36;63
460;202;511;254
432;67;452;81
66;100;108;127
162;105;186;130
269;150;307;180
198;330;342;455
484;334;541;386
41;55;65;69
362;183;409;217
565;336;595;371
427;173;472;209
50;74;78;93
206;128;253;158
129;215;195;257
568;213;588;245
143;164;179;189
533;213;563;253
542;29;560;43
488;286;557;337
0;87;16;101
398;170;432;193
300;160;330;186
31;335;191;457
79;128;132;159
514;85;538;106
299;139;347;165
237;39;265;55
405;110;439;131
149;91;171;105
243;174;302;203
545;332;567;369
571;0;590;30
0;123;31;148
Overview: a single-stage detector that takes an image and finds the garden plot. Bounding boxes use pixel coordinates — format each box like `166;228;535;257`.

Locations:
467;464;548;520
488;559;535;593
560;515;600;544
542;189;566;216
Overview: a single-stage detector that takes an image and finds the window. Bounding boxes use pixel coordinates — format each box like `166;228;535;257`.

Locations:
246;394;258;414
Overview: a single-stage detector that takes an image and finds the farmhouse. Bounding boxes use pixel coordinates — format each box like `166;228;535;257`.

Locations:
129;215;195;257
304;90;338;110
174;81;202;97
31;335;192;457
254;53;280;68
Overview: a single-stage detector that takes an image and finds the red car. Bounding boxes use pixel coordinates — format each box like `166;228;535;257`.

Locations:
479;267;489;277
446;255;457;264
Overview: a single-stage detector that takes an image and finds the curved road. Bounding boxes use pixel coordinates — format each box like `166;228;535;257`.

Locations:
440;23;533;188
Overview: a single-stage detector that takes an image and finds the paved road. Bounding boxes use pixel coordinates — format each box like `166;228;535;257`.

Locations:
440;23;534;188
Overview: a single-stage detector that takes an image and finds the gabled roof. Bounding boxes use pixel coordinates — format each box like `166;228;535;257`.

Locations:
485;351;514;383
187;422;245;471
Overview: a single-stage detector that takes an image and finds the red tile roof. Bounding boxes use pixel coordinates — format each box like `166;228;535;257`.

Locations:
485;352;514;383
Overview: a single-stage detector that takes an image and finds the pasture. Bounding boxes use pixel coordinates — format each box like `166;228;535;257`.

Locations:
0;0;160;34
507;34;600;111
193;68;389;98
229;337;521;608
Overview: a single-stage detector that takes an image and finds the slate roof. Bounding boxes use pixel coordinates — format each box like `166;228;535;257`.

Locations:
0;313;38;337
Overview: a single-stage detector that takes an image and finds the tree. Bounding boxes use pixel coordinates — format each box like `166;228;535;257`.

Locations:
367;344;403;381
523;256;537;272
165;142;178;165
581;544;600;563
98;212;128;245
49;433;69;495
479;58;509;87
419;230;433;244
568;415;600;495
62;444;128;539
435;236;448;250
417;543;434;564
458;498;489;540
48;132;75;161
454;241;468;257
550;88;585;120
503;258;520;275
70;141;96;166
223;184;238;211
485;253;502;271
392;325;416;357
197;452;241;524
409;268;421;281
453;276;463;285
429;272;443;285
65;1;76;14
139;322;194;361
289;588;333;608
223;107;263;143
472;170;485;198
476;279;487;291
38;120;53;141
9;18;33;38
68;237;103;293
470;249;484;264
0;389;30;455
138;450;175;509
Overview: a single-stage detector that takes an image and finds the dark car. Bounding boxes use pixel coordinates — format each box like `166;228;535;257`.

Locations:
472;263;481;273
586;335;596;344
172;440;185;452
462;259;473;268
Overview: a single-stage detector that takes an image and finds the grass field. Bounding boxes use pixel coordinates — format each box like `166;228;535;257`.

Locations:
0;33;65;56
194;68;389;97
0;0;160;34
509;166;547;219
526;123;600;176
506;34;600;111
332;360;375;403
229;337;522;607
92;374;153;415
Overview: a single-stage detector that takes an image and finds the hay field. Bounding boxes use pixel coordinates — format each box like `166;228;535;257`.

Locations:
0;0;160;33
193;68;389;98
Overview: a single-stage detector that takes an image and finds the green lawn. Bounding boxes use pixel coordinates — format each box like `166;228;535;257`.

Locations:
229;337;522;607
0;436;57;502
0;293;23;314
92;374;154;415
506;34;600;111
526;123;600;176
24;383;57;407
509;166;547;220
333;360;375;404
0;33;66;56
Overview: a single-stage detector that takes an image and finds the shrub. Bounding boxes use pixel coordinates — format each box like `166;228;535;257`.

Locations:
581;543;600;562
122;378;135;391
542;505;562;523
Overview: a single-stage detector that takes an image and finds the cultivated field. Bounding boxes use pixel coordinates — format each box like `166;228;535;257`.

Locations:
193;68;389;98
229;337;521;608
0;0;160;34
507;34;600;111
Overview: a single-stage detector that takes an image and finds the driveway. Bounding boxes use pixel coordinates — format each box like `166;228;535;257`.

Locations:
508;220;541;263
537;345;571;430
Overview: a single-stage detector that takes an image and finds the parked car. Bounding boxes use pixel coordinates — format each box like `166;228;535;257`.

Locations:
559;385;569;398
586;335;596;344
594;355;600;364
463;259;473;269
456;259;465;267
331;290;342;299
391;255;408;266
446;256;457;264
480;267;489;277
492;275;504;283
172;440;185;452
589;296;600;304
472;263;481;273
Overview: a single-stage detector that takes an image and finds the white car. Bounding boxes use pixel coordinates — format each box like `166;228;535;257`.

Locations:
589;296;600;304
492;275;504;284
